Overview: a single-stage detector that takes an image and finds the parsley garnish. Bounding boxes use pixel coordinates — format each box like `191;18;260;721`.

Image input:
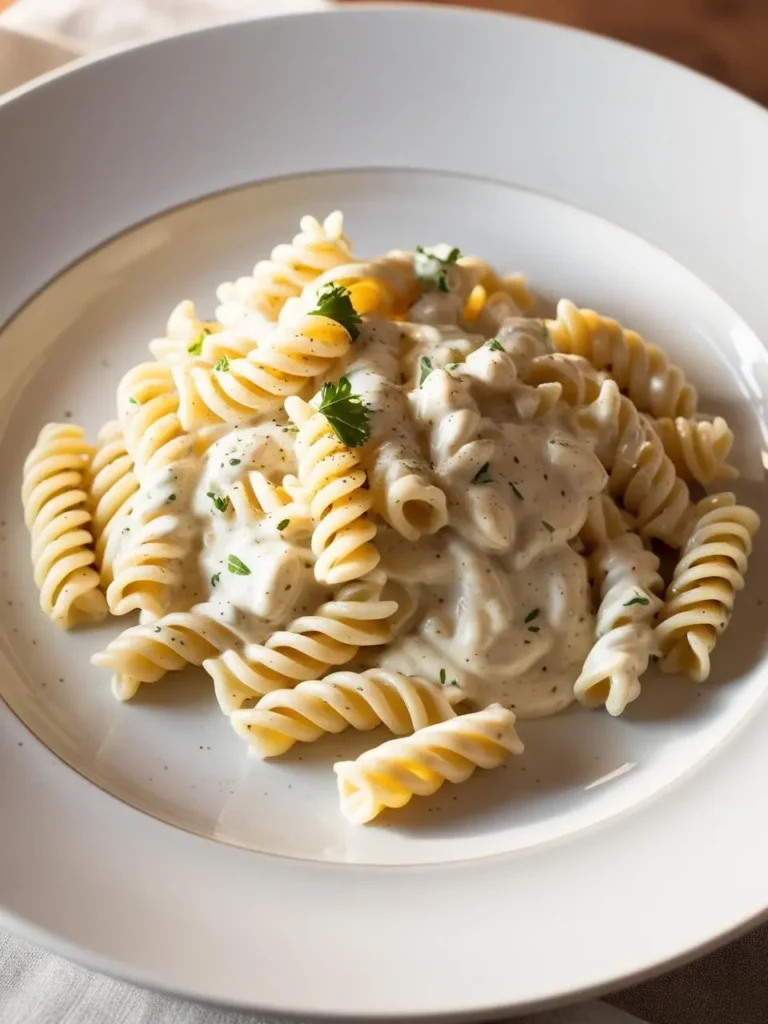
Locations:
128;397;138;405
210;572;221;587
487;338;504;352
542;520;555;533
439;668;457;687
166;493;176;503
623;595;651;607
528;625;540;633
187;327;211;356
309;284;362;341
154;626;161;633
227;554;251;576
318;376;371;448
214;355;230;372
207;491;230;513
277;518;290;531
510;482;524;501
419;356;433;386
473;463;493;485
414;245;462;292
524;608;540;624
229;458;241;466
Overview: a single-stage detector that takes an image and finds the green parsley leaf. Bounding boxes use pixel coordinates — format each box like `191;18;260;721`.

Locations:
166;493;176;503
214;355;230;372
309;284;362;341
524;608;540;624
414;245;462;293
509;482;524;501
623;595;651;607
187;327;211;356
277;518;290;531
207;491;230;514
419;356;433;386
227;554;251;576
473;463;493;485
210;572;221;587
128;397;138;405
319;376;371;448
541;520;555;533
229;458;241;466
439;668;447;686
154;626;161;633
487;338;504;352
528;625;540;633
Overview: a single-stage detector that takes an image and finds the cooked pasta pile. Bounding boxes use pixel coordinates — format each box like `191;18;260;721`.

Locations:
22;212;760;823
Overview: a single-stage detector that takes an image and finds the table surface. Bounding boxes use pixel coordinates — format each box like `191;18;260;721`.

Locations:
340;0;767;105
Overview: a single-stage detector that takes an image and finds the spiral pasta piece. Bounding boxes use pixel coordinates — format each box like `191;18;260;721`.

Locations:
228;469;310;535
286;395;380;585
654;492;760;682
578;378;691;547
546;300;697;418
172;310;355;431
231;669;463;758
650;416;738;486
92;610;238;701
86;420;139;586
574;496;663;715
148;300;225;363
204;575;398;713
21;424;107;629
216;212;352;326
117;362;194;478
334;704;523;824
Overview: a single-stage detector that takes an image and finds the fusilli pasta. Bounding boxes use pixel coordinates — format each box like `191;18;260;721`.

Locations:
204;573;398;713
650;415;738;486
655;492;760;682
546;300;697;418
231;668;462;758
216;212;352;327
92;609;238;700
21;424;107;628
286;394;380;585
334;703;523;823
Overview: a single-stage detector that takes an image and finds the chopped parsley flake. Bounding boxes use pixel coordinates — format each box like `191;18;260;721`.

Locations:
528;625;540;633
487;338;504;352
438;668;457;687
166;493;176;503
229;458;241;466
419;356;433;386
227;554;251;576
319;376;371;447
309;284;362;340
214;355;230;372
623;595;651;607
207;491;230;514
210;572;221;587
277;518;290;531
524;608;540;624
187;327;211;356
128;397;138;405
541;520;555;533
414;245;462;292
473;463;493;485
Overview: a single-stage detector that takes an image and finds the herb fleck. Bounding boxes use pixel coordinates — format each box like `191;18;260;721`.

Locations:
623;594;651;607
487;338;504;352
214;355;230;372
541;520;555;533
524;608;540;624
277;518;290;531
229;458;241;466
227;554;251;576
319;376;371;447
419;356;433;386
473;463;493;485
207;491;230;513
211;572;221;587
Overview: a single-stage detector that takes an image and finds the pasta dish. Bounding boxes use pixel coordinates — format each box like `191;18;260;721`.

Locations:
21;212;759;824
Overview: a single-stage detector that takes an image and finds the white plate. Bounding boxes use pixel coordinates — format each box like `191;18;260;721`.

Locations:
1;6;768;1019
